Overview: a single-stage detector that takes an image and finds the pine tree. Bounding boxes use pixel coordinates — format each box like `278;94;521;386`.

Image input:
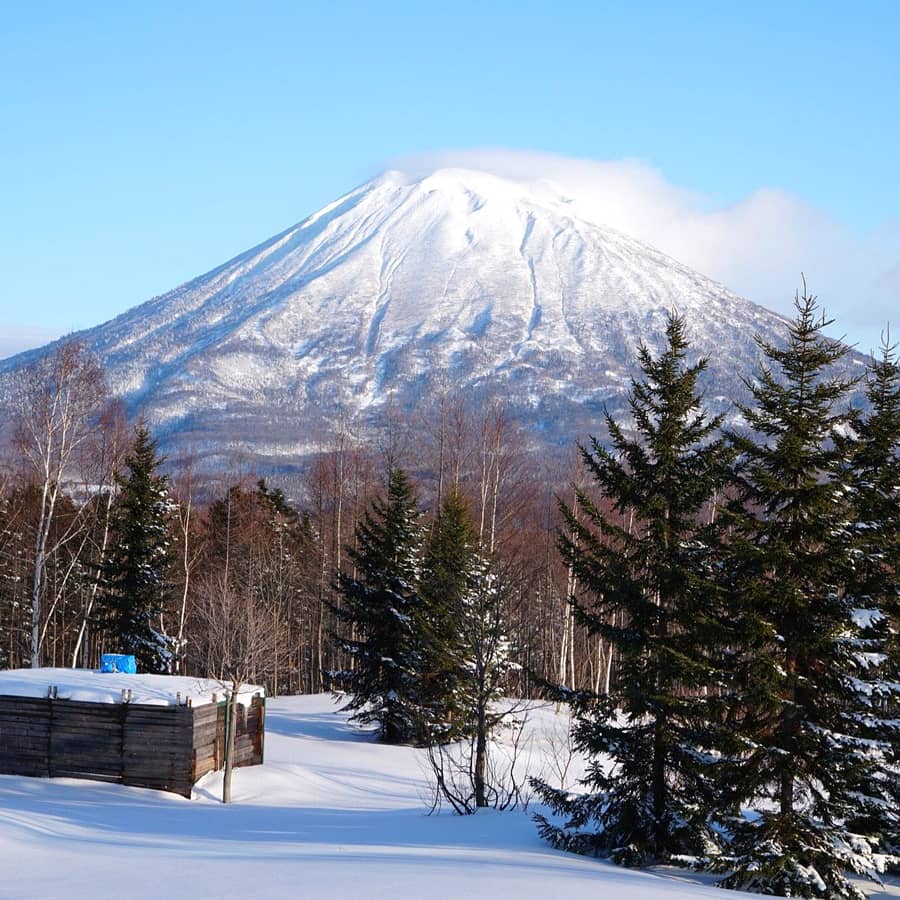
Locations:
99;422;175;673
533;312;731;865
842;334;900;856
717;288;884;898
331;468;424;744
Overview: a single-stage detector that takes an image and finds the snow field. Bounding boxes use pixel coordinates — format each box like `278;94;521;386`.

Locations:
0;694;896;899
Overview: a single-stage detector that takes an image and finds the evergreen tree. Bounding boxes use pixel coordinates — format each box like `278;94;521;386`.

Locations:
457;547;515;809
420;487;517;810
257;478;298;522
533;312;731;865
331;468;424;744
842;335;900;856
100;423;175;673
418;487;479;741
717;288;884;898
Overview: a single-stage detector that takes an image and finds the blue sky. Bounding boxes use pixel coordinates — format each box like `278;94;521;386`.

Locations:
1;1;898;355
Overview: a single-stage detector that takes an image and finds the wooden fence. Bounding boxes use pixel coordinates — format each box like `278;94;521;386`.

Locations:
0;693;265;797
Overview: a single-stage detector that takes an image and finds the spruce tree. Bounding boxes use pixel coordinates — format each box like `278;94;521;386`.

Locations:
533;312;731;865
718;288;884;898
458;546;515;809
331;468;424;744
420;487;517;809
842;335;900;856
100;423;175;673
418;487;478;741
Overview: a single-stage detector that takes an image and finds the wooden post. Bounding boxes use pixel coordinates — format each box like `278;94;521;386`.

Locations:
222;683;240;804
258;697;266;764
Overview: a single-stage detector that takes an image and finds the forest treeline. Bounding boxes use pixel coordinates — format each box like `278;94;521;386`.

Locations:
0;286;898;897
0;339;590;693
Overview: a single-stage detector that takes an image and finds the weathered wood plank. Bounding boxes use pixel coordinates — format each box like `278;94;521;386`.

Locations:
0;701;52;714
51;766;122;780
124;712;191;725
0;709;52;723
52;772;121;785
49;733;121;746
0;751;49;766
0;724;50;738
123;725;189;740
0;740;49;754
0;752;48;763
0;762;49;777
123;752;186;765
124;725;190;739
46;723;122;736
0;695;52;709
122;765;185;778
51;699;128;715
192;705;219;723
124;768;185;782
45;710;121;723
123;721;190;735
123;740;189;757
122;757;189;771
191;726;218;742
48;751;121;765
49;742;121;758
191;720;221;737
126;705;192;719
0;764;49;775
0;690;263;796
124;778;192;790
48;764;121;775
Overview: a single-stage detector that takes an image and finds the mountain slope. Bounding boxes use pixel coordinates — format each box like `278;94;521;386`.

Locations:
1;168;856;469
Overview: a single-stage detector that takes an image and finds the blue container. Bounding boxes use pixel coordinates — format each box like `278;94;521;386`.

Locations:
100;654;137;674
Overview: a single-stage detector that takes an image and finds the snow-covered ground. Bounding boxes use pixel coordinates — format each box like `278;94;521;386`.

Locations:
0;694;896;899
0;667;264;707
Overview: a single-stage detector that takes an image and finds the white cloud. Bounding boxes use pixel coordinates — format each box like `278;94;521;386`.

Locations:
391;149;900;353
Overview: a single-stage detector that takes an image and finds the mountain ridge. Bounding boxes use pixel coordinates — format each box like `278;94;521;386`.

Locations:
2;168;856;472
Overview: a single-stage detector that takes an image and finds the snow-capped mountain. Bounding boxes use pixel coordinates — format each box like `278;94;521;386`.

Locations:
1;168;852;470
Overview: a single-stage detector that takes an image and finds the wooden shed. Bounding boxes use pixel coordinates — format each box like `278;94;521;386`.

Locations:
0;668;265;797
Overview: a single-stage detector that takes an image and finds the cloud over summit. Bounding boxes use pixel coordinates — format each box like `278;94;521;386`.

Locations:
391;149;899;353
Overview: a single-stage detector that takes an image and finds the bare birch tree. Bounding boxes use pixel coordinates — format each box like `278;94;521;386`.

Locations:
12;342;106;667
190;570;282;802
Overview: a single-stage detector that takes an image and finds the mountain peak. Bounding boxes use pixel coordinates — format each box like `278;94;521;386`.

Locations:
2;168;799;471
373;166;582;215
